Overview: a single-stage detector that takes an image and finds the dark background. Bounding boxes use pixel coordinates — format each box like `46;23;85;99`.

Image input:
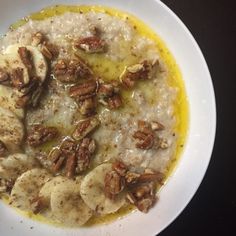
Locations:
159;0;236;235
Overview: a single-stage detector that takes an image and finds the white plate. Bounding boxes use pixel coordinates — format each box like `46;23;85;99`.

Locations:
0;0;216;235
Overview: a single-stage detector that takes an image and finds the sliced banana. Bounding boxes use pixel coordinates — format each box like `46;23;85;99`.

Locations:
5;44;47;82
0;85;24;119
80;163;126;215
0;153;39;180
0;52;29;84
50;177;92;226
10;168;52;211
39;176;67;207
0;106;24;152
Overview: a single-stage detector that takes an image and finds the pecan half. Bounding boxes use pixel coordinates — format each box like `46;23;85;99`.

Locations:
54;58;93;83
72;117;100;141
104;170;124;200
76;138;96;173
18;47;33;71
69;79;98;101
0;140;8;157
27;125;58;147
75;36;106;53
112;161;128;177
120;60;159;89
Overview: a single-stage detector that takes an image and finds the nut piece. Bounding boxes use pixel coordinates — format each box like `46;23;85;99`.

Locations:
0;140;8;157
107;94;122;109
125;172;141;185
133;130;154;150
79;97;97;116
104;170;124;200
150;121;164;131
54;58;93;83
60;138;77;155
120;60;159;89
76;138;96;173
18;47;33;71
112;161;128;177
11;67;25;90
41;42;58;60
75;36;106;53
158;138;169;149
69;79;98;101
127;182;156;213
65;153;77;178
31;196;47;214
72;117;100;141
31;32;44;46
27;125;58;147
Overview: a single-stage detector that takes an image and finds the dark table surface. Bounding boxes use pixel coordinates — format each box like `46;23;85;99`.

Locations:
159;0;236;235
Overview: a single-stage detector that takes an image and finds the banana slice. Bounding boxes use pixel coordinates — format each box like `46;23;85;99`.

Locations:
0;85;24;119
39;176;67;207
50;177;92;226
5;44;47;82
0;52;29;85
0;153;39;180
80;163;126;215
10;168;52;211
0;106;24;152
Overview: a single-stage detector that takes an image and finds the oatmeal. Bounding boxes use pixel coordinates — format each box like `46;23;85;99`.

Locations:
0;5;188;227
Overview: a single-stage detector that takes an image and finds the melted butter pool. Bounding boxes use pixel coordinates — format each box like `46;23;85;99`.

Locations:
7;5;189;227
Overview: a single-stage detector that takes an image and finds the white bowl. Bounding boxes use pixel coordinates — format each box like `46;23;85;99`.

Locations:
0;0;216;235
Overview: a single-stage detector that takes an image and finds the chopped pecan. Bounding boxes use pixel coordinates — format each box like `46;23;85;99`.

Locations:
127;182;156;213
32;32;44;46
65;153;77;178
60;138;77;155
75;36;106;53
27;125;58;147
11;67;25;89
76;138;96;173
112;161;128;177
133;120;167;150
69;79;98;101
133;131;154;149
150;121;164;131
107;94;122;109
51;155;66;173
41;42;58;60
104;170;124;200
98;80;122;109
120;60;159;88
138;172;164;183
54;58;93;83
79;97;97;116
18;47;33;71
158;138;169;149
0;68;10;85
72;117;100;141
0;140;8;157
136;196;156;213
125;172;141;185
